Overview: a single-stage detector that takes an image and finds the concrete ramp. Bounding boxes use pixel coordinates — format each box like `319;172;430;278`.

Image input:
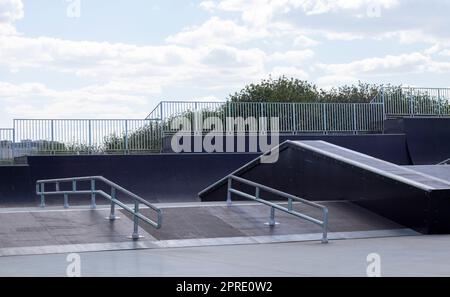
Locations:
200;141;450;234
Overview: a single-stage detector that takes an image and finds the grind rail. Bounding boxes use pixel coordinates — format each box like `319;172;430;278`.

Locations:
36;176;162;240
226;175;329;243
439;158;450;165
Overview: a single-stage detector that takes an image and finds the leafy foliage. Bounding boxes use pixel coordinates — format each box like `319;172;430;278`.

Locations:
228;76;396;103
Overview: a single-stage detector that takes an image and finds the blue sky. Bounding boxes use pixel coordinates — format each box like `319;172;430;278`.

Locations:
0;0;449;126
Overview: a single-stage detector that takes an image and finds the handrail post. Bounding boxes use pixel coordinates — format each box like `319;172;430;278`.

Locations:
131;200;141;240
88;119;92;154
12;122;16;159
64;193;69;209
381;86;386;119
322;208;329;244
226;177;232;207
39;183;45;208
409;92;414;117
90;179;96;209
50;119;55;155
124;120;129;154
109;187;117;221
438;89;442;117
268;206;276;227
292;103;297;134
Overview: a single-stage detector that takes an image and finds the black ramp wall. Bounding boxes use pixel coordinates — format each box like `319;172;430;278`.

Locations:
200;142;450;234
164;134;412;165
404;118;450;165
22;153;258;204
0;165;32;205
0;134;410;205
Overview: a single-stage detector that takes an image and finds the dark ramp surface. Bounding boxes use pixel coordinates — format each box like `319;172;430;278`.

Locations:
403;118;450;165
122;201;405;241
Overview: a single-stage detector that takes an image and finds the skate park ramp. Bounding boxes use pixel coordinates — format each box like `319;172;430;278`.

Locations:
403;165;450;182
199;140;450;234
403;118;450;165
0;201;418;256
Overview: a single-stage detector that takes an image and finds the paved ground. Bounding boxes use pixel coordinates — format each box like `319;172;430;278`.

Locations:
1;235;450;277
0;201;410;257
122;201;404;240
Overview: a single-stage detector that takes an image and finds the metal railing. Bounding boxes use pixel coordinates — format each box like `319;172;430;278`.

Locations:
147;101;384;134
36;176;162;240
438;158;450;165
13;119;162;156
2;87;449;160
372;87;450;117
226;175;329;243
0;128;14;162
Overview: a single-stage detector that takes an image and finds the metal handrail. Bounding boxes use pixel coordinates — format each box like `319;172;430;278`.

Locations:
226;175;329;243
438;158;450;165
36;176;162;240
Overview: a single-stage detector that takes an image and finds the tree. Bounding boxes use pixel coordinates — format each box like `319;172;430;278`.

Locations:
228;76;318;102
228;76;392;103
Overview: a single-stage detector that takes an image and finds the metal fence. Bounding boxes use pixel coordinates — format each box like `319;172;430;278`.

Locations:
147;101;385;134
12;119;162;156
0;128;14;162
372;87;450;117
2;87;449;160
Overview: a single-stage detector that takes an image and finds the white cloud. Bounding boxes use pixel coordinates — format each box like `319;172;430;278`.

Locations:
439;49;450;57
269;49;315;64
316;75;359;89
1;0;449;126
166;17;268;46
269;66;309;80
0;0;23;35
200;0;400;25
0;81;150;121
0;0;23;23
318;52;450;77
199;0;217;12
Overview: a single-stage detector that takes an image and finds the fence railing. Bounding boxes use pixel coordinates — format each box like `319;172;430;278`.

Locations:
147;101;385;134
2;87;449;160
0;128;14;162
372;87;450;117
12;119;162;156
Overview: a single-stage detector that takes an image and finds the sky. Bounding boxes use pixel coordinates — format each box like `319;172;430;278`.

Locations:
0;0;449;126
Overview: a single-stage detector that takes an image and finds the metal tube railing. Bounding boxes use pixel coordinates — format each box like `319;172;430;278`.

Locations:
438;158;450;165
226;175;329;243
0;128;14;162
147;101;385;134
36;176;162;240
372;87;450;117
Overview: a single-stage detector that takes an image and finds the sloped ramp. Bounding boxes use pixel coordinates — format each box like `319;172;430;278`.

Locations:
199;140;450;234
